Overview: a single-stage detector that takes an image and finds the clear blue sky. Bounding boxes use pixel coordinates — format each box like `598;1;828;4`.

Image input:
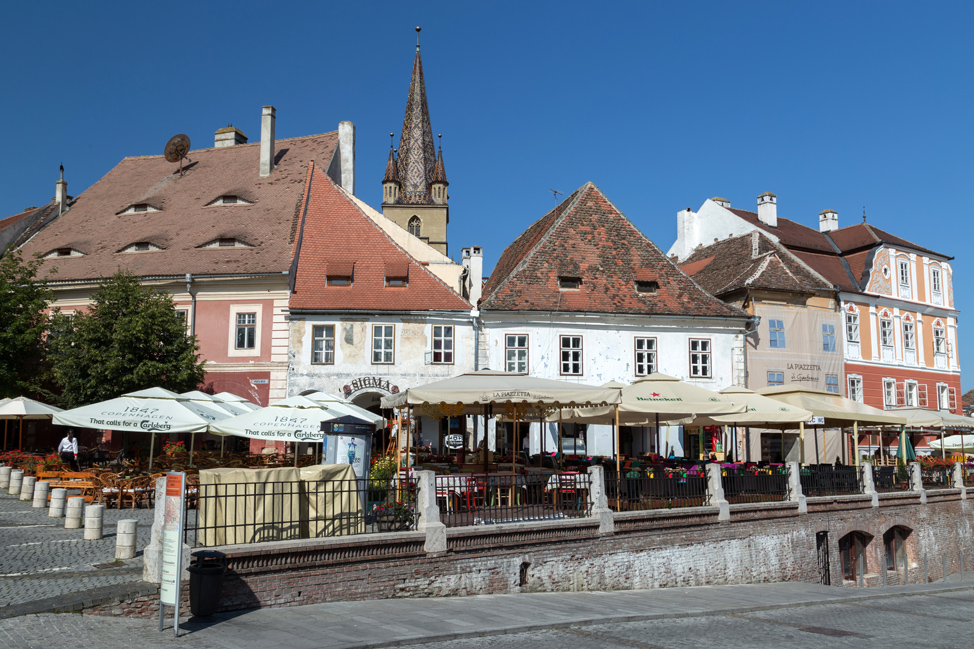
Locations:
3;2;972;390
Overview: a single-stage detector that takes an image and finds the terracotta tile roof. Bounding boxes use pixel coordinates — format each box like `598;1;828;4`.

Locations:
288;164;470;312
726;208;835;253
681;232;834;297
828;222;947;258
789;250;858;291
17;132;339;282
480;182;746;319
0;202;61;253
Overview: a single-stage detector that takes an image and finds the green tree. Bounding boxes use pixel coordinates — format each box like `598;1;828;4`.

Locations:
49;271;205;407
0;248;53;398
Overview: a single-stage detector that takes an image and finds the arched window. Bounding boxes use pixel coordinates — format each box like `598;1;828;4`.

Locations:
883;526;911;572
839;532;871;582
408;216;422;237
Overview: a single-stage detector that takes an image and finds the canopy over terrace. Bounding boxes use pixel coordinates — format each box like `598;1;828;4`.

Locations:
758;385;907;465
0;397;64;450
890;408;974;458
380;370;621;472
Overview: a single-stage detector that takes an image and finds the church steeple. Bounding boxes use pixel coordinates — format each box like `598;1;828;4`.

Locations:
381;27;450;256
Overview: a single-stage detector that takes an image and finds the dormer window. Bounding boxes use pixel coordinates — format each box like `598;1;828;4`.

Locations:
45;248;82;258
57;248;72;257
328;276;352;287
200;238;252;248
119;241;162;253
206;195;252;207
559;276;581;290
119;203;160;214
219;238;235;247
384;261;408;288
134;242;150;251
635;280;659;294
327;260;354;287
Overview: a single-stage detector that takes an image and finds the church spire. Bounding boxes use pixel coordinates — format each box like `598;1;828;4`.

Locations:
396;26;437;205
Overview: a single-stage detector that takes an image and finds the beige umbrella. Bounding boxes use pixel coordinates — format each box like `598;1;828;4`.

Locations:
758;385;907;466
0;397;64;450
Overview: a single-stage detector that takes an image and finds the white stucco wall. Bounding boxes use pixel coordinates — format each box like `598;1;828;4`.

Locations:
667;199;773;262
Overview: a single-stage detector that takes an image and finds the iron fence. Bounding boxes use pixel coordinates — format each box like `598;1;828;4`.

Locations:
184;476;416;548
921;467;953;489
873;466;912;493
604;469;708;511
800;465;863;497
965;466;974;487
436;472;592;527
722;471;788;504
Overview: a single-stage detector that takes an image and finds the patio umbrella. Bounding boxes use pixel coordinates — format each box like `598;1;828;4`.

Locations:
897;429;917;462
929;434;974;453
209;395;380;443
212;391;262;412
300;391;384;425
53;387;230;469
0;397;64;450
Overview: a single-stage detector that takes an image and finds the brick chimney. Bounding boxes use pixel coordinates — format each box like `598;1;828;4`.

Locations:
259;106;276;177
214;126;248;148
462;246;483;305
757;192;777;228
55;165;68;215
819;209;838;233
710;197;731;208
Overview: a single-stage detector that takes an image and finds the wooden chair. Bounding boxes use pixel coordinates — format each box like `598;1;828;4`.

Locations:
95;473;121;508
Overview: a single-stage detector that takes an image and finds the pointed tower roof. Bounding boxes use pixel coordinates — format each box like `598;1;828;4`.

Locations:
396;38;437;204
480;182;746;319
383;143;399;184
433;139;448;185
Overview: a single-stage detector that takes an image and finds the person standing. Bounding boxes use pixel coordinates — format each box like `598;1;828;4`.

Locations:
58;430;79;471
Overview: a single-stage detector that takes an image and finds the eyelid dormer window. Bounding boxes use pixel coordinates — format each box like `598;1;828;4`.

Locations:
206;195;252;206
119;203;160;214
119;241;162;253
200;238;252;248
45;248;83;258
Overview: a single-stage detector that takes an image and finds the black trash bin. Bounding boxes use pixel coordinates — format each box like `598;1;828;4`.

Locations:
188;550;227;617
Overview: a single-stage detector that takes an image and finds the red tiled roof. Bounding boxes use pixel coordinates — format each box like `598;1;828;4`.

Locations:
0;202;61;252
289;164;470;312
681;232;833;297
727;208;835;253
480;183;746;319
829;222;947;258
18;133;339;282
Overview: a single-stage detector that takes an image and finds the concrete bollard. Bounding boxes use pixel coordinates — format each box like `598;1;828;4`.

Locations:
0;466;11;489
49;488;68;517
8;469;24;496
32;481;50;508
116;519;139;559
19;476;36;501
83;504;104;540
64;496;85;529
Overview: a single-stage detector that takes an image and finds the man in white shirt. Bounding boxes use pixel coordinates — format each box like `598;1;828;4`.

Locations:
57;430;79;471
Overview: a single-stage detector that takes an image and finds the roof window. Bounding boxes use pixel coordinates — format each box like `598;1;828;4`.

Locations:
635;280;659;294
45;248;82;258
558;276;581;290
200;238;252;248
206;195;252;207
119;241;162;253
119;203;160;214
327;260;355;287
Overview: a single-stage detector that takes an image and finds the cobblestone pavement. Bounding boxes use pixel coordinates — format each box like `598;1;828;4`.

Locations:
0;491;154;614
1;583;973;649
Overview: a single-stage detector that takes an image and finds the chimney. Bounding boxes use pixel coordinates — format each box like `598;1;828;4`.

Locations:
259;106;276;177
710;197;731;208
461;246;484;305
55;165;68;215
757;192;777;228
214;125;248;148
338;121;355;195
819;209;838;233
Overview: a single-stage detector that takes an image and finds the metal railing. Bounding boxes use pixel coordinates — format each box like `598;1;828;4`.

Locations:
436;472;592;527
921;467;953;489
873;466;912;493
800;465;863;497
184;476;416;548
722;471;788;504
965;466;974;487
604;469;707;511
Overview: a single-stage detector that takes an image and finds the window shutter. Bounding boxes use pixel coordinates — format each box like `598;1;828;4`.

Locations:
896;382;905;407
918;384;928;409
949;387;958;412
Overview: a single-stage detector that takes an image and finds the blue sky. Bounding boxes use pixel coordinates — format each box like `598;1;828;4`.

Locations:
3;2;972;390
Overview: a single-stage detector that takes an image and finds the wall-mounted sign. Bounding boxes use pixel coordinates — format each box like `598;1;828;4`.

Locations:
250;379;269;385
807;416;825;426
445;433;465;449
342;377;400;398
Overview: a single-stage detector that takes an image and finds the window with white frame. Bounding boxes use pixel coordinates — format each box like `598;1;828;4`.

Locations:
431;325;454;364
880;317;894;348
767;371;784;387
689;339;711;378
176;309;188;333
235;313;256;349
826;374;839;394
846;310;860;343
905;380;918;407
902;320;915;350
505;334;528;373
931;267;942;297
933;322;947;354
768;319;786;348
938;384;949;410
898;259;911;290
311;325;335;364
634;337;657;376
372;325;395;364
822;324;836;352
848;375;863;402
560;335;583;375
884;379;897;409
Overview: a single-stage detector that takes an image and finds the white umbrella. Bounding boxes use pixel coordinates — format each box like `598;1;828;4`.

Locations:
0;397;64;450
212;391;261;411
300;391;384;425
209;395;379;442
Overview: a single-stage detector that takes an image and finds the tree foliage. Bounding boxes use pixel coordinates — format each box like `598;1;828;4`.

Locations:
49;271;206;407
0;249;53;398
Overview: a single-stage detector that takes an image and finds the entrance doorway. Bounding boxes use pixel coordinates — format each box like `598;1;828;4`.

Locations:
816;531;831;585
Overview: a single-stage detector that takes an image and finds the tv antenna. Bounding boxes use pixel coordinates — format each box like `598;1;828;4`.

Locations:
549;188;562;206
164;134;192;176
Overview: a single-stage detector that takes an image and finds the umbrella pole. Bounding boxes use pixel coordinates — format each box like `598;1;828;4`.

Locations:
655;413;660;457
815;426;820;465
557;416;563;472
853;421;859;467
780;429;785;463
221;436;225;459
19;416;24;450
3;420;6;451
799;421;805;466
148;432;155;471
615;405;621;476
189;433;196;467
963;429;967;459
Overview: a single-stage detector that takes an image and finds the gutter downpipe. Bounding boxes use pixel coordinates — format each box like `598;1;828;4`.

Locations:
472;308;480;451
185;273;197;337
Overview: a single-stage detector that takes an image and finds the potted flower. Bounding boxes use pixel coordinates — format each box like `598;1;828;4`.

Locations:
372;501;415;532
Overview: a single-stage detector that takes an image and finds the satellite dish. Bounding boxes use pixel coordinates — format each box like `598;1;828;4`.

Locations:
164;134;192;175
